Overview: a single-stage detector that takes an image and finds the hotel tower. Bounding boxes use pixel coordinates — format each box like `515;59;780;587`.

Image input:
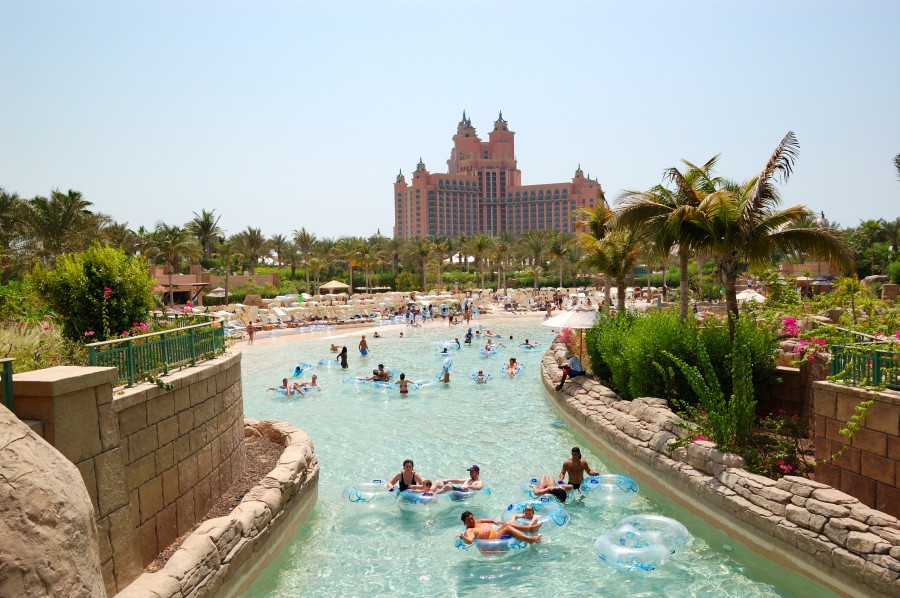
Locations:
393;112;606;240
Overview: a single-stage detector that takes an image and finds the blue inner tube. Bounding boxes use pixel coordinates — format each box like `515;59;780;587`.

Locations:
439;305;450;317
318;358;339;366
342;481;397;505
521;479;574;503
580;474;640;499
455;534;530;560
500;498;569;532
500;363;524;376
436;359;452;380
594;514;690;572
292;363;313;377
470;371;493;383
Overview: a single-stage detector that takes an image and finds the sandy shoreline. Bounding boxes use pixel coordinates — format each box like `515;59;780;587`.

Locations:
235;310;549;348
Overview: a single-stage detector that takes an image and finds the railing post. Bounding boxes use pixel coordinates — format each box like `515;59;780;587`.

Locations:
126;339;136;387
162;332;170;376
873;351;882;387
1;358;14;411
88;345;97;367
189;328;197;367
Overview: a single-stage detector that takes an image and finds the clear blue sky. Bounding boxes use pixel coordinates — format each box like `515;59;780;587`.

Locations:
2;0;898;240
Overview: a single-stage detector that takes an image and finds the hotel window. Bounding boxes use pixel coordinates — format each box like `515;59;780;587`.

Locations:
483;150;489;159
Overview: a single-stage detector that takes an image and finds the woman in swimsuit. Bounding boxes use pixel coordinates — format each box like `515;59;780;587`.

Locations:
457;511;542;545
398;373;409;394
386;459;423;491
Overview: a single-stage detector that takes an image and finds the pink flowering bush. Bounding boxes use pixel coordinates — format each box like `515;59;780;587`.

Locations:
780;317;800;337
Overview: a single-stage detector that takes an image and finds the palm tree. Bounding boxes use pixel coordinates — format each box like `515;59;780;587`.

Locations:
293;227;316;293
680;132;854;338
428;235;449;290
833;276;868;324
187;209;222;260
101;222;140;256
470;234;494;289
574;205;639;312
405;238;432;290
234;227;269;275
145;224;201;306
881;218;900;257
520;230;552;289
333;237;363;294
214;237;243;305
617;156;722;321
270;233;288;266
549;232;573;289
0;189;27;285
26;189;93;264
492;233;512;290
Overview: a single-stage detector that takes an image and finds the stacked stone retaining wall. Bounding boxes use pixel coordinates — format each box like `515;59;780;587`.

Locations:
116;418;319;598
542;341;900;597
12;352;245;596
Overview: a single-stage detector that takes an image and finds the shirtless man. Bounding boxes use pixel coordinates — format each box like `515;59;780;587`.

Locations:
457;511;541;546
433;465;484;494
297;374;321;391
559;447;598;487
377;364;390;381
359;335;369;356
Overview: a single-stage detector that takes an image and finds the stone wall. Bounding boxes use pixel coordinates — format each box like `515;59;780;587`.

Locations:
542;342;900;597
812;381;900;518
113;353;245;570
116;419;319;598
11;352;244;596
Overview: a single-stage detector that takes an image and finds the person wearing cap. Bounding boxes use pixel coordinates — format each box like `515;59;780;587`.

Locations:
432;465;484;494
555;353;585;391
559;447;598;488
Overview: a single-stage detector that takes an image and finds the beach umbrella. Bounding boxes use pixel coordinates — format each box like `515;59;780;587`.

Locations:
736;289;766;304
541;307;599;361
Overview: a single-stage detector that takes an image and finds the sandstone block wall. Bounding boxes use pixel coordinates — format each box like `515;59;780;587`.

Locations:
12;353;245;597
542;342;900;597
113;352;245;570
116;419;319;598
813;381;900;519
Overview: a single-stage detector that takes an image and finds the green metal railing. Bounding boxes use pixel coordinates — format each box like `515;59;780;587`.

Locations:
87;315;226;387
829;344;900;390
1;358;13;410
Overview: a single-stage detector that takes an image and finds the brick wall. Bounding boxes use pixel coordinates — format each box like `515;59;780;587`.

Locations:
12;352;244;596
113;353;245;569
813;381;900;517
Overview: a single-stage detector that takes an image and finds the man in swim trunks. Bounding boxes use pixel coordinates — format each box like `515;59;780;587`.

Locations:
433;465;484;494
359;335;369;356
559;447;598;487
457;511;542;545
464;328;473;344
297;374;320;390
377;364;390;381
387;459;423;491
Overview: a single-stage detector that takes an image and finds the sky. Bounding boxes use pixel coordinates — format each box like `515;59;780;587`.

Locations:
2;0;898;241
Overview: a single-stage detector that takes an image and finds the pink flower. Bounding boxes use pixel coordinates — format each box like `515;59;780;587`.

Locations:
103;286;112;299
84;331;95;337
50;356;58;361
777;409;786;415
808;355;815;363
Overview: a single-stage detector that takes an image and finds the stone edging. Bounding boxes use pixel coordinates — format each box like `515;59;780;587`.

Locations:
541;341;900;598
115;418;319;598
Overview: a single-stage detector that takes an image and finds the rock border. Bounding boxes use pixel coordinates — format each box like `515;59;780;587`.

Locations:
115;419;319;598
541;341;900;597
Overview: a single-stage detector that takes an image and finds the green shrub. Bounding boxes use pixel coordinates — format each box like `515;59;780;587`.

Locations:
395;271;418;292
887;260;900;284
584;311;779;407
35;244;155;341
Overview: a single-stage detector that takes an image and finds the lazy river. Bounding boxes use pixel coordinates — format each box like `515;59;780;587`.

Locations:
239;319;835;597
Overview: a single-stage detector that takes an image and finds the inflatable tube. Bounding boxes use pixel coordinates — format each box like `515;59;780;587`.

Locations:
292;363;313;377
479;347;499;356
500;499;569;534
455;534;530;560
342;376;422;392
342;481;397;505
439;304;450;317
436;359;452;381
594;514;690;572
580;474;640;500
519;343;537;350
397;490;446;513
470;306;480;317
521;479;574;503
433;340;459;350
499;363;524;376
470;371;493;383
318;358;340;366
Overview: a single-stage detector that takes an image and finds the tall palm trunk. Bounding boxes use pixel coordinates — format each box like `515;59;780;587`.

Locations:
168;270;175;306
678;248;690;321
617;277;626;313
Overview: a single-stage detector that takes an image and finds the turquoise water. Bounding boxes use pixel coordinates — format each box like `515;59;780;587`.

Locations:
240;320;835;597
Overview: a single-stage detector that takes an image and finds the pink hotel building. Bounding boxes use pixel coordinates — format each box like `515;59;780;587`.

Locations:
393;112;607;240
